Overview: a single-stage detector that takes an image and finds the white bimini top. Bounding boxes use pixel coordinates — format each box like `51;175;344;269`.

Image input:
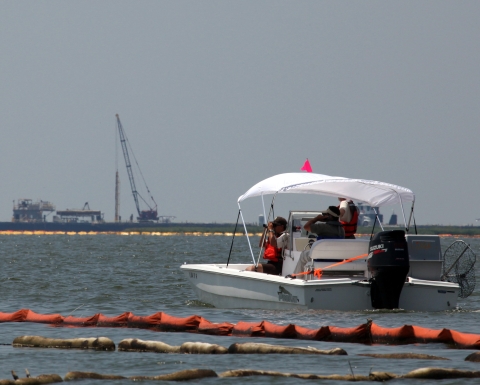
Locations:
237;172;415;207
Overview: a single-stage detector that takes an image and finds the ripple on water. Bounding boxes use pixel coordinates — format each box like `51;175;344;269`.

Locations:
0;234;479;383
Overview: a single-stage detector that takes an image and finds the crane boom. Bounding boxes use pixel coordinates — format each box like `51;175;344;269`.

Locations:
116;114;158;221
116;114;141;217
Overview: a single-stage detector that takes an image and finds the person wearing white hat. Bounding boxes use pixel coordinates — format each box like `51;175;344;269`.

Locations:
292;206;345;276
303;206;345;239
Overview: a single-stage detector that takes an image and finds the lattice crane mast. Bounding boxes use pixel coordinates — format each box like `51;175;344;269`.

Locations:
116;114;158;221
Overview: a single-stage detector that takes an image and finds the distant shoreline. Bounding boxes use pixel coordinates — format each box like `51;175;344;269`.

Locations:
0;223;479;237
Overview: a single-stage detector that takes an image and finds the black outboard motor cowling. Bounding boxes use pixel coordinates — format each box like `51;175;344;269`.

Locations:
368;230;409;309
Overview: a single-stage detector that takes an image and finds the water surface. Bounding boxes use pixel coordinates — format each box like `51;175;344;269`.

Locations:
0;234;479;384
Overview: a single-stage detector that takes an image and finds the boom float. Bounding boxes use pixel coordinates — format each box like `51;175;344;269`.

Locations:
1;309;479;349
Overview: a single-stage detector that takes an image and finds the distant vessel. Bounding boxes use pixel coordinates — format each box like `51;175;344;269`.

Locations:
356;204;398;227
357;203;383;227
13;199;56;222
12;199;102;224
1;114;175;232
3;199;171;231
55;202;103;223
4;196;175;232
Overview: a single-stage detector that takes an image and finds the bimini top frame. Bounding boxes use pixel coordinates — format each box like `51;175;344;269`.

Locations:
236;173;416;264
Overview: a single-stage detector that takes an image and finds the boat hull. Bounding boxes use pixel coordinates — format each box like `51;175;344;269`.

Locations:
181;264;459;311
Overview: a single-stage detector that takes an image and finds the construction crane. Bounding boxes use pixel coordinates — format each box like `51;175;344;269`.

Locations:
116;114;159;222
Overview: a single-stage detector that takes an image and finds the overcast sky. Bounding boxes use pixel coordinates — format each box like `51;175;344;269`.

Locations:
1;1;479;226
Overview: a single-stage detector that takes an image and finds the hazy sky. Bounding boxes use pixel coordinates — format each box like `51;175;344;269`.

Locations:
1;1;479;226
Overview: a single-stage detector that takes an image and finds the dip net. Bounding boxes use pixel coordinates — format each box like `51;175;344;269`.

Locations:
442;240;476;299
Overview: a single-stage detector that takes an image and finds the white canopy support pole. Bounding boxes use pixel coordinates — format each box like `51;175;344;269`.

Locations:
398;197;407;230
255;193;269;266
255;194;277;267
252;193;269;266
392;189;409;231
238;203;255;265
406;200;415;232
373;207;384;231
261;194;267;224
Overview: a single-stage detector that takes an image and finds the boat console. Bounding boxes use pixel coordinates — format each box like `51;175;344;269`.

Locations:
282;211;370;278
406;235;443;281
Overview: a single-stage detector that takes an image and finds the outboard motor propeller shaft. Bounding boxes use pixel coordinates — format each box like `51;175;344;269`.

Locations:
368;230;409;309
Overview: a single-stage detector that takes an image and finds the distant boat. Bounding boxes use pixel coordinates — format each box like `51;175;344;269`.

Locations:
356;203;383;227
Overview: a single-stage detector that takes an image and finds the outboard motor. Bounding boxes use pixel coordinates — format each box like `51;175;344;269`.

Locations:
368;230;409;309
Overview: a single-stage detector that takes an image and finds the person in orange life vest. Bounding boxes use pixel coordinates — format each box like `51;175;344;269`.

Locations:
246;216;288;275
338;198;359;239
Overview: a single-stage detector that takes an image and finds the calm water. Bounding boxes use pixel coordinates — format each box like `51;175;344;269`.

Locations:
0;234;479;384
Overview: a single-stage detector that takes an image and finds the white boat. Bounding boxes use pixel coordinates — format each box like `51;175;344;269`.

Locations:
181;173;476;311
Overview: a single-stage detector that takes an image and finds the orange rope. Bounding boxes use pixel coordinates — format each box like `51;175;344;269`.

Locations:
291;253;368;278
314;253;368;278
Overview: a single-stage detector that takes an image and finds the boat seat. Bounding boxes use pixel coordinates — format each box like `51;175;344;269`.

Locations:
310;239;369;273
294;235;344;253
294;237;314;251
310;239;369;260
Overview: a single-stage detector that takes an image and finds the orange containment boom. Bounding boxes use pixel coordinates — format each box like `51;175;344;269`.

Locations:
1;309;479;349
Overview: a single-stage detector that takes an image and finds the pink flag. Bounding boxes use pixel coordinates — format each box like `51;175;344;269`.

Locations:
301;159;312;172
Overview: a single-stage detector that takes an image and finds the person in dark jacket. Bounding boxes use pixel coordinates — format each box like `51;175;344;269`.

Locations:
304;206;345;239
293;206;345;276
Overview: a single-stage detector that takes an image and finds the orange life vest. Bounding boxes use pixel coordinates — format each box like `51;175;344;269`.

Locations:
340;201;359;237
263;242;282;262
